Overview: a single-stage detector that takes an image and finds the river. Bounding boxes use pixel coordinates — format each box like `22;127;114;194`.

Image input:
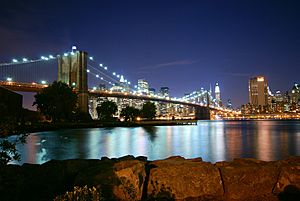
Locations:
13;120;300;164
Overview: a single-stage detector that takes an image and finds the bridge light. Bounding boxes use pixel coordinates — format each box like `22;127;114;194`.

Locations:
128;81;131;85
22;58;28;62
104;66;107;70
12;59;18;63
99;64;103;67
117;75;120;78
113;72;116;76
96;74;99;78
64;53;68;56
49;55;54;59
124;79;127;83
89;56;93;60
44;57;49;60
41;80;47;85
100;77;103;80
6;77;12;82
41;56;45;60
87;69;90;73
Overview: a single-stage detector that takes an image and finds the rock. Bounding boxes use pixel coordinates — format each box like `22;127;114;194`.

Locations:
147;157;223;200
74;159;146;200
273;157;300;199
0;165;25;201
113;160;146;200
219;158;280;201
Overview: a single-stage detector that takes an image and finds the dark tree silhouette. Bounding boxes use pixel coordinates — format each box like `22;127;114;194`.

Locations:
96;100;118;121
33;81;78;122
120;106;140;122
141;102;156;120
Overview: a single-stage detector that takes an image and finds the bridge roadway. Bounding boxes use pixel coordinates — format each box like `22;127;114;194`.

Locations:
0;81;226;112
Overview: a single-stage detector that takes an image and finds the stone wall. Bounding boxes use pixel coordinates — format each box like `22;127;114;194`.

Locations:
0;156;299;201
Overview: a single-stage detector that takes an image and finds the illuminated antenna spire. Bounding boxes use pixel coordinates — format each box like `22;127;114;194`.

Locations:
120;75;125;83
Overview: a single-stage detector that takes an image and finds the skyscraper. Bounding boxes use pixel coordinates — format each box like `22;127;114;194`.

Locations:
249;76;268;106
215;82;221;105
137;79;149;95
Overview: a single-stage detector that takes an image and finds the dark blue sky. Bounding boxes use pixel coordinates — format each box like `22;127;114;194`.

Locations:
0;0;300;108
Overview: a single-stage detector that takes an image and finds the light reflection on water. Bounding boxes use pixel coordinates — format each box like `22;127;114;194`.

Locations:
14;120;300;164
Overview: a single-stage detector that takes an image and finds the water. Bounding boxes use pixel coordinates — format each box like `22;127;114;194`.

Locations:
13;120;300;164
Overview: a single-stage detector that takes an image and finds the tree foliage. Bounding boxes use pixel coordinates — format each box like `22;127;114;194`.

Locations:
33;81;78;122
0;133;28;166
141;102;156;120
96;100;118;121
120;106;140;122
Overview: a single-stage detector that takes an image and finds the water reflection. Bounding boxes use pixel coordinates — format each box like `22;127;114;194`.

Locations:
143;126;157;141
14;120;300;164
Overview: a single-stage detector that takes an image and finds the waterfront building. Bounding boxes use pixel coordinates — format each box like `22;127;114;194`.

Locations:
99;83;106;90
159;87;169;98
149;88;156;96
249;76;268;107
137;79;149;95
226;99;233;110
215;82;221;105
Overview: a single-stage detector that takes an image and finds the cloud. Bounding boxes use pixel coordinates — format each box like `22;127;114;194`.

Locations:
139;59;197;70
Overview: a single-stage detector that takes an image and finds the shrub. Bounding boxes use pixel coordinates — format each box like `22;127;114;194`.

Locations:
54;186;103;201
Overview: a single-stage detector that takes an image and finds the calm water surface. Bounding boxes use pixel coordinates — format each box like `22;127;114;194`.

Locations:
14;120;300;164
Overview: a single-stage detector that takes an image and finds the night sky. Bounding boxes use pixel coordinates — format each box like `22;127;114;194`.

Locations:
1;0;300;109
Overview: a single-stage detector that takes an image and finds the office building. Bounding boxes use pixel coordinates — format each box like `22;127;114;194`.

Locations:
137;79;149;95
249;76;268;106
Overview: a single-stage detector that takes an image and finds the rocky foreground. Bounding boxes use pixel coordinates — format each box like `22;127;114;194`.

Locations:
0;156;299;201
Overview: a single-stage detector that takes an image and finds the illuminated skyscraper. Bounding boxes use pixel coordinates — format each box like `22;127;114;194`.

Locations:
215;82;221;105
249;76;268;106
137;79;149;95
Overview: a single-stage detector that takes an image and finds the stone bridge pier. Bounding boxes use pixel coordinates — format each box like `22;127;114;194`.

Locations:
195;106;210;120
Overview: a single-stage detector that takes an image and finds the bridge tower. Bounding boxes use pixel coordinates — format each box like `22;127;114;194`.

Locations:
58;50;88;113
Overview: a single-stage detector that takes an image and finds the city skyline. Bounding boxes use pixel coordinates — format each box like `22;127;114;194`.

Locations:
0;0;300;107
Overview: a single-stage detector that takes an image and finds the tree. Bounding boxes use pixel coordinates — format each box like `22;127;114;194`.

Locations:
96;100;118;121
141;102;156;120
120;106;140;122
33;81;78;122
0;133;28;166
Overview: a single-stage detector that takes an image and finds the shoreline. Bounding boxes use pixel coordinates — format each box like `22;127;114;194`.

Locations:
0;155;299;200
11;119;198;135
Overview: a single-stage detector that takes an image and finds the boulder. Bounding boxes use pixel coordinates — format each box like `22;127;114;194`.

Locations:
0;165;26;201
273;157;300;200
147;156;223;200
74;159;146;200
219;158;279;201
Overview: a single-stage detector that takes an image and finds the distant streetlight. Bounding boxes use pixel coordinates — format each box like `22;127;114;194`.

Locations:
6;77;12;82
12;59;18;63
22;58;28;62
89;56;93;60
41;80;47;85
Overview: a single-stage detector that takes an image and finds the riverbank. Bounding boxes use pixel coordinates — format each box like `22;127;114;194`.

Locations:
0;156;299;200
19;119;197;134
